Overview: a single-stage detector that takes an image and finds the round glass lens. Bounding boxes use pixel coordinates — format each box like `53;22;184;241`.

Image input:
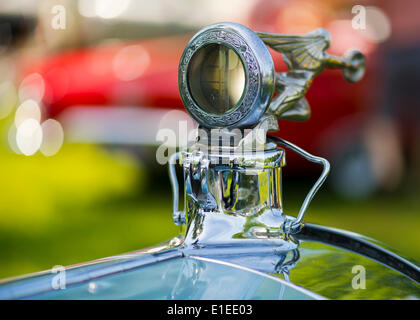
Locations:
187;44;246;115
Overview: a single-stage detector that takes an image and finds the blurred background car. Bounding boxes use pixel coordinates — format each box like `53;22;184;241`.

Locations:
0;0;419;279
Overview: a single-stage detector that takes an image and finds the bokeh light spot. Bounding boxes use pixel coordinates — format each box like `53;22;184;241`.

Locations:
78;0;131;19
18;73;45;103
113;45;150;81
15;99;41;127
16;119;43;156
40;119;65;156
365;6;391;43
0;81;17;119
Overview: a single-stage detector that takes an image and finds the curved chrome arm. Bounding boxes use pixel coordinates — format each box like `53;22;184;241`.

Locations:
268;135;330;233
169;152;185;225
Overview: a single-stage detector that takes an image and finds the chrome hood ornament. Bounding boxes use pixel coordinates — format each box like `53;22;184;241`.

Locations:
171;22;365;249
178;23;365;128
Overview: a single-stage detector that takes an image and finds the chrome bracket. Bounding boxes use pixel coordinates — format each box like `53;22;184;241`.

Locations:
169;152;185;225
268;135;330;233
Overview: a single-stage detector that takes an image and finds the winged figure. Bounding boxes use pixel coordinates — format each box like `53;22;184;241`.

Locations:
256;28;365;122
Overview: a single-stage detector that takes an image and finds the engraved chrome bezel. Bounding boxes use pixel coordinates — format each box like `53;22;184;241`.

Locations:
178;22;275;128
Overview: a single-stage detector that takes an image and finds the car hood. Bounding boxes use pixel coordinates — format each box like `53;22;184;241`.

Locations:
0;223;419;300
